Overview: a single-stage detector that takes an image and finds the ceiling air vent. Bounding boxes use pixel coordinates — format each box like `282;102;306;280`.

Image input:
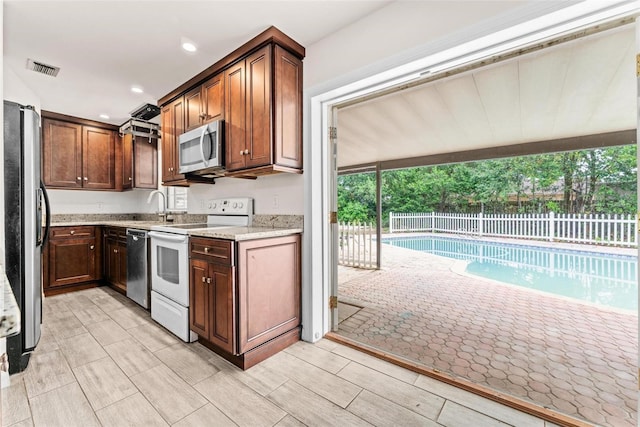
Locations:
26;59;60;77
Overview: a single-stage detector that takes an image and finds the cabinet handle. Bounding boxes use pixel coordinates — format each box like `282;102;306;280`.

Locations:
206;278;211;284
114;249;118;253
244;149;249;155
70;230;75;235
201;276;206;283
240;150;244;156
204;247;209;253
128;177;132;181
76;176;82;181
199;113;206;119
84;177;88;181
90;245;95;250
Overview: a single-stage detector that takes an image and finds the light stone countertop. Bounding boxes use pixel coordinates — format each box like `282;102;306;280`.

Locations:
50;220;163;231
188;226;303;241
0;265;21;338
50;220;303;241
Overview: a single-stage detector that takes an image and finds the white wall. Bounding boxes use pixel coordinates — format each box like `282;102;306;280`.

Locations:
187;173;303;215
47;189;156;215
4;65;41;112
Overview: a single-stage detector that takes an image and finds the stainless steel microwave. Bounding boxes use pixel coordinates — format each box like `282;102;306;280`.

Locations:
178;120;224;175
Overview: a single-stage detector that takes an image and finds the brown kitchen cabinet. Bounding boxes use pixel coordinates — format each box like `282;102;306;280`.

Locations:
225;44;302;176
190;238;235;354
43;226;102;295
42;114;117;190
121;132;133;190
185;73;225;132
121;133;158;189
161;96;188;185
189;234;301;369
158;27;305;182
103;227;127;294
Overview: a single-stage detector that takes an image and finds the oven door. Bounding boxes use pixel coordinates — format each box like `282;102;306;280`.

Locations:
149;231;189;306
178;120;222;174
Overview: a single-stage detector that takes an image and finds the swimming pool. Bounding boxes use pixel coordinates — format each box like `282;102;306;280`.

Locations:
382;236;638;311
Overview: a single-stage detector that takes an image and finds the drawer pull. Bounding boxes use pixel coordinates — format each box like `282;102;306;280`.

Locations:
70;230;75;235
90;245;95;250
201;277;206;283
204;247;209;253
206;278;211;284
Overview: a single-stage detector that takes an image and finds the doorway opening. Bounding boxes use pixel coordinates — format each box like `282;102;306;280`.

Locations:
324;20;637;427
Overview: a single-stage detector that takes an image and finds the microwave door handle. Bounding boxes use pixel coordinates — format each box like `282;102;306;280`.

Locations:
199;125;209;167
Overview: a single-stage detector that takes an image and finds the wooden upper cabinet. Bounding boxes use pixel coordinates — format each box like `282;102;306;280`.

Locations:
224;44;303;175
274;45;303;169
42;114;118;190
134;137;158;189
185;73;225;132
225;61;246;172
158;28;305;179
184;87;203;132
83;126;115;189
121;134;133;190
245;45;272;169
203;73;225;123
161;97;186;184
42;118;83;188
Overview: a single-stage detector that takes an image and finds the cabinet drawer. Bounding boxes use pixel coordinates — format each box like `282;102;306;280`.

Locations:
190;237;233;265
50;226;95;239
104;227;126;240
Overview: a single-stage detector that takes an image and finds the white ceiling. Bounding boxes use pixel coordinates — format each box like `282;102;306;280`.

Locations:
337;25;637;168
3;0;391;124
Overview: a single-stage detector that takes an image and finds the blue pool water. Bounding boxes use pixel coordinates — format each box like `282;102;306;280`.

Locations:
382;236;638;311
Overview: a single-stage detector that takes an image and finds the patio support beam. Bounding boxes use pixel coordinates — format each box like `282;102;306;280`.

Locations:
338;129;636;173
376;162;382;270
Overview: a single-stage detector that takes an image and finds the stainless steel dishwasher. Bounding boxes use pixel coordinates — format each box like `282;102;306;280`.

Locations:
126;229;150;309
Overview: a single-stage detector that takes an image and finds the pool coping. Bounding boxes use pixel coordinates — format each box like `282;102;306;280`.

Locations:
382;232;637;257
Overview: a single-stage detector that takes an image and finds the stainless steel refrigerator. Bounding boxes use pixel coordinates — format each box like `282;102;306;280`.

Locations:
4;100;50;374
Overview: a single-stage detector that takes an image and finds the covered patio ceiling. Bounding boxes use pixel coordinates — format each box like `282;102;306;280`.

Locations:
337;24;636;171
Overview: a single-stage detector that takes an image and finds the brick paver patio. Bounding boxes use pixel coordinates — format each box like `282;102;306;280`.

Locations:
337;243;637;426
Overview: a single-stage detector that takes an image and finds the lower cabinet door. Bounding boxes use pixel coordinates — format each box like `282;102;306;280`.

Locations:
209;263;235;355
189;259;210;338
49;237;97;287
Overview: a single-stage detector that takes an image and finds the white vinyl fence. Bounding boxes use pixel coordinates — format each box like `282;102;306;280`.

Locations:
389;212;638;247
338;222;377;269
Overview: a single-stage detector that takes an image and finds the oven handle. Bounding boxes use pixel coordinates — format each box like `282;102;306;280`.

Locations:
148;231;189;243
199;124;209;167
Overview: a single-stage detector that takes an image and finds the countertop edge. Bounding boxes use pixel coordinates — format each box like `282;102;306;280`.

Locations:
49;221;303;241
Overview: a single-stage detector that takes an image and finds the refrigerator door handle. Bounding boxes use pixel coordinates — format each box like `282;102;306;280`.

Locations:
40;180;51;249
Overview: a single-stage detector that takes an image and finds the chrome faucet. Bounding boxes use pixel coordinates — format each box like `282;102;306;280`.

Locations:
147;189;167;221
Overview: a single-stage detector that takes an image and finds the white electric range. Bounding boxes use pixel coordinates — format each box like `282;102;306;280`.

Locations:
148;197;253;342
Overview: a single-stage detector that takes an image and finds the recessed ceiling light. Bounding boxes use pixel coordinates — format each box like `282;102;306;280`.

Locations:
99;114;110;119
182;42;197;52
131;86;144;94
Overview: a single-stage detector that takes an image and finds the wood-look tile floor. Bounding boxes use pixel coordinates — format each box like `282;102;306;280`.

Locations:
2;287;557;427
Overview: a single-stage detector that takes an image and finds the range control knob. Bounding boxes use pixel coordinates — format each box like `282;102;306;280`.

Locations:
208;203;213;209
238;202;243;209
232;202;238;209
211;203;217;210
